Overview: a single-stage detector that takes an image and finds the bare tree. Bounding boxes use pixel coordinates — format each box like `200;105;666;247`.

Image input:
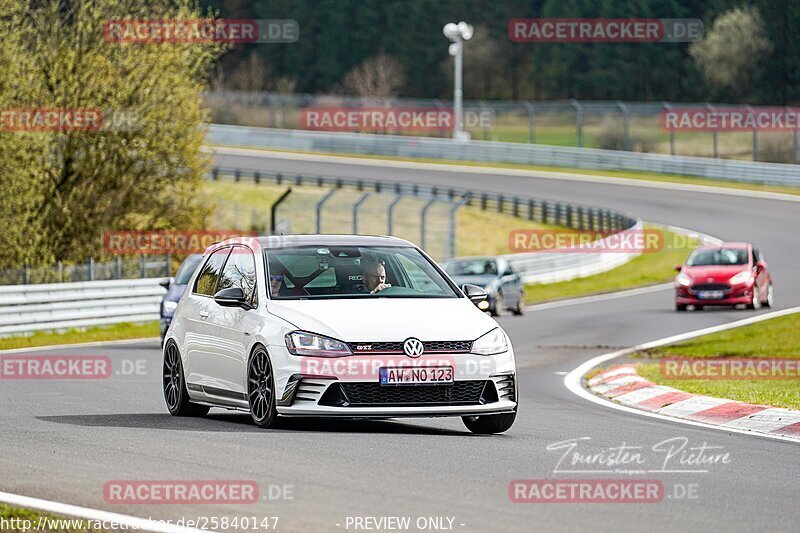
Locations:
341;54;405;98
690;7;772;96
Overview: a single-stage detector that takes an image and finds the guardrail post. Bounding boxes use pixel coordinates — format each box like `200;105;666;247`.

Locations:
315;188;337;234
387;194;403;235
166;254;171;277
747;105;757;161
23;264;29;285
542;201;549;225
254;171;261;184
480;193;487;210
616;101;630;151
140;255;146;278
58;262;63;283
420;195;438;249
577;207;585;230
663;102;676;155
270;187;292;235
527;199;533;221
115;256;122;279
352;193;370;234
497;195;504;213
88;258;94;281
212;168;219;181
524;102;536;143
705;103;718;158
554;203;562;225
570;99;584;147
447;195;470;259
512;197;519;217
566;205;574;228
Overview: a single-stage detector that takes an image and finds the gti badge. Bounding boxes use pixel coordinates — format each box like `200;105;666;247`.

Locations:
403;338;424;358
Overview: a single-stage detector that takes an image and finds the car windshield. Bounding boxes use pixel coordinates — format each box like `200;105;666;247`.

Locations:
445;259;498;276
686;248;748;266
265;245;459;299
174;254;203;285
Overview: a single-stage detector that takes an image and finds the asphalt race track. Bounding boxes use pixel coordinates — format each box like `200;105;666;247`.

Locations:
1;152;798;532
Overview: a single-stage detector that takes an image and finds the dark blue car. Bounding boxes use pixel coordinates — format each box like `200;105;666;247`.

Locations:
159;254;203;343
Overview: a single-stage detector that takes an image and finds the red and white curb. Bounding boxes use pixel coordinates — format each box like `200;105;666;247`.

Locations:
588;364;800;440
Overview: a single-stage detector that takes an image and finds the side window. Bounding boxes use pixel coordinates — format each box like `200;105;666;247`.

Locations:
217;247;257;304
194;248;231;296
752;249;759;265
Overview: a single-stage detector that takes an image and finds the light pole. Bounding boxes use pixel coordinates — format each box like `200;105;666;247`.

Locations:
443;21;473;141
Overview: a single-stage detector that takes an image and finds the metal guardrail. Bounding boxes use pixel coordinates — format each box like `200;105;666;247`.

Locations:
0;278;165;336
208;125;800;187
207;91;800;162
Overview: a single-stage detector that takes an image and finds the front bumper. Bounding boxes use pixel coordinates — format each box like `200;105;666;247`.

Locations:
675;284;753;306
270;345;517;417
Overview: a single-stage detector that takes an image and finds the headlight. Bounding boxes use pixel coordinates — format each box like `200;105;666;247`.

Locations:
676;272;693;287
285;331;352;357
161;300;178;316
729;271;754;285
471;327;508;356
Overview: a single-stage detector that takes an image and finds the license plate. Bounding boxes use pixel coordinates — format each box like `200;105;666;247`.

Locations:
698;290;724;300
379;366;454;386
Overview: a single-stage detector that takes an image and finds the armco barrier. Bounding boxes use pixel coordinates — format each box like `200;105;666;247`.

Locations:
0;278;166;336
208;124;800;187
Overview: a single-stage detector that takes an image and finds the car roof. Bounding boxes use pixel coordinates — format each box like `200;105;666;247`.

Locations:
248;234;417;249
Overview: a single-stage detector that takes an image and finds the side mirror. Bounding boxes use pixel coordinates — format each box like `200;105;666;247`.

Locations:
213;287;252;310
462;284;488;305
503;268;514;277
674;264;683;272
755;261;767;271
159;277;173;289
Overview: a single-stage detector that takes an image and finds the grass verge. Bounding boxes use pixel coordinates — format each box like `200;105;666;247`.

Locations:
0;504;123;532
634;312;800;410
0;321;158;352
524;227;695;304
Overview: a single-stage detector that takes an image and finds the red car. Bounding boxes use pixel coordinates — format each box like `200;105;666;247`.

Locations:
674;243;773;311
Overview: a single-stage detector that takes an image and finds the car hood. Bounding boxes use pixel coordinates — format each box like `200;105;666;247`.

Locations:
267;298;498;342
681;265;749;282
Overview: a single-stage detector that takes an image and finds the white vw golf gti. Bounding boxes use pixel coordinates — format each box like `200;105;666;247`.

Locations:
163;235;518;433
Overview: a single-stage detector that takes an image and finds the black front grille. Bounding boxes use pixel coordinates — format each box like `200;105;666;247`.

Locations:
692;283;731;292
348;340;472;354
320;380;493;407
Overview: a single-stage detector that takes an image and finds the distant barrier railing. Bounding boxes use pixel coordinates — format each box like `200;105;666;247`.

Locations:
209;124;800;187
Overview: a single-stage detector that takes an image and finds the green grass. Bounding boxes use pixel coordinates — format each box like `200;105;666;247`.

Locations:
0;504;122;532
524;227;695;304
212;146;800;198
0;321;158;351
635;313;800;410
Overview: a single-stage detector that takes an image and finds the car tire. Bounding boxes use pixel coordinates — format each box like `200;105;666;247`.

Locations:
490;293;504;317
247;346;278;429
675;304;687;312
163;341;209;417
748;286;762;310
764;284;774;308
462;411;516;434
512;294;525;316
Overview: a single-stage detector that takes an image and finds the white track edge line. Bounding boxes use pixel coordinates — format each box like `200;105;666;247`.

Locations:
564;306;800;444
0;491;210;533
